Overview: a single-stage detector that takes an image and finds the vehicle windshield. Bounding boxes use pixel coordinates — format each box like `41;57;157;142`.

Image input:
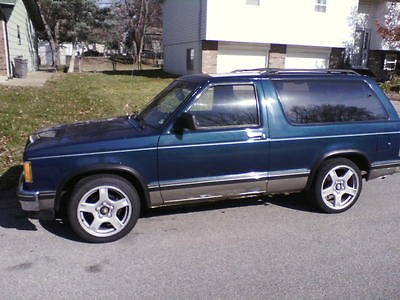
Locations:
137;80;198;128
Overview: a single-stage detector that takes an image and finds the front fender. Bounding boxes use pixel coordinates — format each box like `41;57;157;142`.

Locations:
55;164;152;211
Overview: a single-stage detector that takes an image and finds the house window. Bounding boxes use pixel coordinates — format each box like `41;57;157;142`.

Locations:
186;48;195;71
17;25;21;45
246;0;260;5
384;53;397;71
315;0;327;12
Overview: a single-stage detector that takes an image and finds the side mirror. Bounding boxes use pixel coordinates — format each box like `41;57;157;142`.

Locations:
174;112;198;133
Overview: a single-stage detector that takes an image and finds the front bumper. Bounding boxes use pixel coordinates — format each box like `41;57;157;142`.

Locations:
17;176;56;219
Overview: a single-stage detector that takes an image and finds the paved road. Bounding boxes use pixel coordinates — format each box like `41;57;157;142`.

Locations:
0;172;399;299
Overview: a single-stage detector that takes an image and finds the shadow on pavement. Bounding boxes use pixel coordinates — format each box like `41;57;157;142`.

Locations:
39;194;322;243
265;193;322;213
0;166;322;241
0;166;37;231
141;196;270;218
142;193;322;218
39;219;82;242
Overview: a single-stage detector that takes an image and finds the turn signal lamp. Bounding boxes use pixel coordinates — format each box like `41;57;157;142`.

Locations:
23;161;33;183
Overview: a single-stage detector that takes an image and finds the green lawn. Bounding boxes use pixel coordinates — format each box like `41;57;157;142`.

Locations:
0;70;174;175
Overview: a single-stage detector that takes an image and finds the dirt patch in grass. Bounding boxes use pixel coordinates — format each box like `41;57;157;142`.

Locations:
80;57;163;73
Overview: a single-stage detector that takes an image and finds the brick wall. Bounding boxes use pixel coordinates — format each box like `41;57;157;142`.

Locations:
201;41;217;74
268;44;286;68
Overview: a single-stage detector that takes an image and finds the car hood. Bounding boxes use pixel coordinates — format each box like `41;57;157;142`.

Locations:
25;116;159;157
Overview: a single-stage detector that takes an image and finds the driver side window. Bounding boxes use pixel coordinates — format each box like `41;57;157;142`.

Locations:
188;84;259;128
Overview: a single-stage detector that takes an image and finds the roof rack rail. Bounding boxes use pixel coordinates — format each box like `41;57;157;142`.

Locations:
232;68;359;76
231;68;276;73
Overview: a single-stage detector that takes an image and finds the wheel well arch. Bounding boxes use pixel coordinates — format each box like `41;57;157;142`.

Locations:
55;165;151;215
306;151;371;190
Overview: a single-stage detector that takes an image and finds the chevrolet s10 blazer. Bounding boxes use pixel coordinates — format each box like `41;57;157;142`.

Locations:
18;69;400;242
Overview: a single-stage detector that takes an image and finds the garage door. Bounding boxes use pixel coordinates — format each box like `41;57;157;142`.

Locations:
285;46;331;69
217;43;269;73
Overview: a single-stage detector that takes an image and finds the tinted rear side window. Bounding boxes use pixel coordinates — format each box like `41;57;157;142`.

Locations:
272;80;388;124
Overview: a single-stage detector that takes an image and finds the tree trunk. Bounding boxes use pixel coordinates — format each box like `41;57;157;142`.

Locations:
135;0;149;71
36;0;59;68
135;41;142;70
49;38;58;68
54;20;61;66
131;53;136;75
68;42;76;73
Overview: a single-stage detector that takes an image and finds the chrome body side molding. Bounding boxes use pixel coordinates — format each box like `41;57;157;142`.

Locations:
267;169;310;194
160;172;268;204
147;183;163;207
147;169;310;207
369;160;400;180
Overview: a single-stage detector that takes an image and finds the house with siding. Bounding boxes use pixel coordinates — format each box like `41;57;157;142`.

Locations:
163;0;400;78
0;0;43;81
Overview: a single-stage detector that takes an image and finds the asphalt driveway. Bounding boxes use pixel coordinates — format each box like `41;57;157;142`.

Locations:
0;168;399;299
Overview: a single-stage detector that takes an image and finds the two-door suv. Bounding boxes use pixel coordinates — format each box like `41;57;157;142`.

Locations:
18;69;400;242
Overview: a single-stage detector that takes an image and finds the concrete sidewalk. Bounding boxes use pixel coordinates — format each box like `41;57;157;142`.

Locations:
0;71;54;88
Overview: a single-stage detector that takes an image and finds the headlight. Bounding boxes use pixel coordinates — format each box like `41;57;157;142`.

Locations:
29;134;40;144
23;161;33;183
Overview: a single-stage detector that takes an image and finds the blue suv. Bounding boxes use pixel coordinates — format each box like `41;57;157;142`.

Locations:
18;69;400;242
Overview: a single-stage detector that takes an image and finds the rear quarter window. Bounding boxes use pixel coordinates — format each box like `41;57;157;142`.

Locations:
272;79;388;124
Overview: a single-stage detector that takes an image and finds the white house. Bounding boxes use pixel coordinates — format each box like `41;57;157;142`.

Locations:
39;42;85;66
0;0;43;80
163;0;400;78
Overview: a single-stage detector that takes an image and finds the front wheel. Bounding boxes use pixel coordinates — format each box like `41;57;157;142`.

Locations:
312;158;362;213
68;175;140;243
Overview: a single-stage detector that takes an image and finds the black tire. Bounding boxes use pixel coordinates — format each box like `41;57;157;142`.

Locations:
311;158;362;213
68;175;140;243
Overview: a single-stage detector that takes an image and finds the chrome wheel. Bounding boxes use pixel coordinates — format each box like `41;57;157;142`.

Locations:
77;185;132;238
312;158;362;213
320;164;360;210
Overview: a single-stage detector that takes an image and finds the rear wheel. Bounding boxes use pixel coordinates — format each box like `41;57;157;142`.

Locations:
68;175;140;243
312;158;362;213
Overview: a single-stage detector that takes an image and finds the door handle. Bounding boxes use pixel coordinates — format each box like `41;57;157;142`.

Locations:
246;131;265;139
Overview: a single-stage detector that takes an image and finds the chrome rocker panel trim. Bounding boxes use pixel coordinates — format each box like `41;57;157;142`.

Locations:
369;160;400;180
149;169;310;207
268;169;310;194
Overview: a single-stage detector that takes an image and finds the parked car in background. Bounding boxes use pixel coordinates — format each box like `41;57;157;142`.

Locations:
18;69;400;243
82;50;102;57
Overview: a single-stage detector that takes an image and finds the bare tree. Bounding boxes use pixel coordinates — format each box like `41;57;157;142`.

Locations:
112;0;161;69
35;0;65;68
